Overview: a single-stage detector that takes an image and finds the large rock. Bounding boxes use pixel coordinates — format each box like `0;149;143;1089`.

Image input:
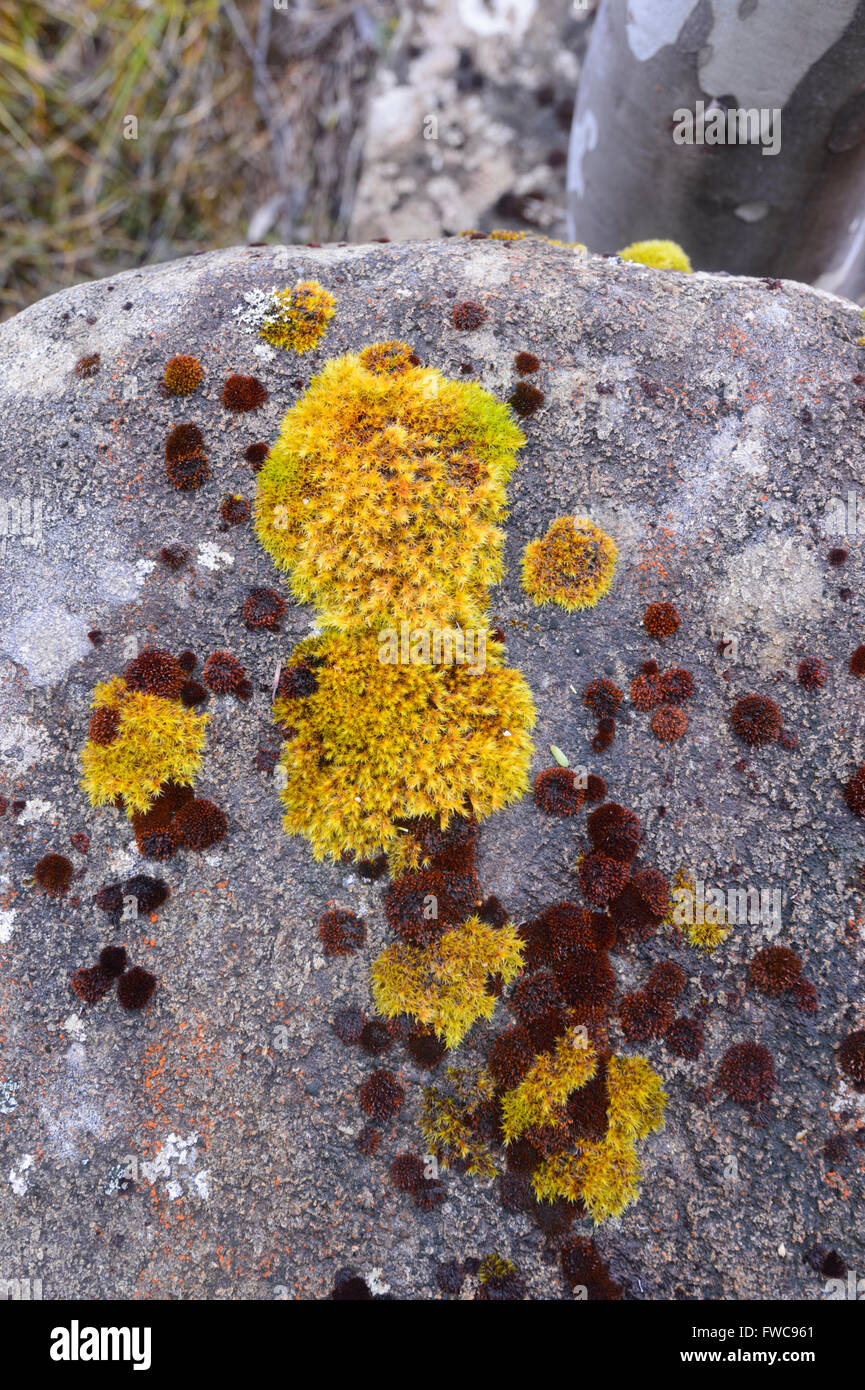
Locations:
0;237;863;1299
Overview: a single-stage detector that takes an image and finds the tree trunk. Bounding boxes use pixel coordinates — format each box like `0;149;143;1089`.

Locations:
568;0;865;300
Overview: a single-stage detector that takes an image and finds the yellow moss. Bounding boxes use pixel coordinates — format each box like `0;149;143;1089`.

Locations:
666;864;731;951
501;1027;596;1142
618;239;692;273
479;1253;516;1281
371;915;524;1049
254;348;525;632
81;678;208;816
489;228;527;241
258;280;336;353
522;515;618;612
274;629;534;861
420;1067;498;1178
531;1053;666;1222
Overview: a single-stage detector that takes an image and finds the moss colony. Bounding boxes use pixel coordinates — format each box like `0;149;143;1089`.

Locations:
255;344;525;632
522;516;618;612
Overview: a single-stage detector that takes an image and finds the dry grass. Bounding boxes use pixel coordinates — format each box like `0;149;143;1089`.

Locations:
0;0;396;319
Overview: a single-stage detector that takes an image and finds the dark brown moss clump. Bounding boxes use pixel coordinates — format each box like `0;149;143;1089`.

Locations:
359;1068;405;1120
166;452;210;490
534;767;584;817
222;373;267;411
583;678;623;719
117;966;158;1011
587;802;641;861
452;300;487;330
242;587;286;631
849;645;865;678
748;945;802;996
70;965;111;1004
664;1016;704;1059
244;441;269;469
34;852;73;896
180;680;208;708
202;650;250;698
643;601;680;641
389;1152;425;1192
659;667;693;704
631;671;662;711
124;647;186;699
488;1026;536;1089
159;544;188;569
384;868;479;945
561;1237;622;1300
98;945;128;978
509;382;545;416
845;763;865;816
220;494;250;525
318;907;365;956
837;1030;865;1091
717;1040;776;1107
171;799;227;851
88;707;120;745
578;850;630;906
123;874;169;915
730;694;782;747
514;351;540;373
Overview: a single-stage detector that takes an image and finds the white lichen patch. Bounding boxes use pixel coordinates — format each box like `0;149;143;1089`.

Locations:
0;716;50;772
197;541;234;572
17;797;55;825
0;909;17;944
0;1079;19;1113
708;533;826;657
9;1153;33;1196
62;1014;87;1044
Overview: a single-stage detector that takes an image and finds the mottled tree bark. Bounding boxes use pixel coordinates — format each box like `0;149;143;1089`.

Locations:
568;0;865;299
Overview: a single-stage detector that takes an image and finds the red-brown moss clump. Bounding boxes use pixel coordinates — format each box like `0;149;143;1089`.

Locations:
583;678;623;719
359;1069;405;1119
748;945;802;996
202;650;251;698
98;945;128;978
659;667;693;703
716;1040;776;1107
70;965;111;1004
797;657;827;689
74;353;100;379
117;965;157;1011
88;707;120;745
452;300;487;330
123;874;169;915
514;351;540;373
34;853;73;896
534;767;584;817
488;1025;536;1089
651;704;688;742
384;868;479;945
222;373;267;411
845;764;865;816
587;802;641;861
849;646;865;677
165;422;209;490
389;1152;425;1192
664;1016;704;1059
646;959;686;1001
164;355;204;395
171;799;227;851
220;495;250;525
585;773;606;803
242;587;286;631
837;1030;865;1091
578;850;630;905
124;647;186;699
317;907;365;955
619;990;672;1042
631;671;662;711
643;601;680;640
731;694;782;747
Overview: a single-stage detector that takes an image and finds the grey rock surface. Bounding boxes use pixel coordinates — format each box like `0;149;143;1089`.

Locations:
0;237;864;1300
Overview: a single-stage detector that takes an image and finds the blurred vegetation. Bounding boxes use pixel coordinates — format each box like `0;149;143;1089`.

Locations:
0;0;395;318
